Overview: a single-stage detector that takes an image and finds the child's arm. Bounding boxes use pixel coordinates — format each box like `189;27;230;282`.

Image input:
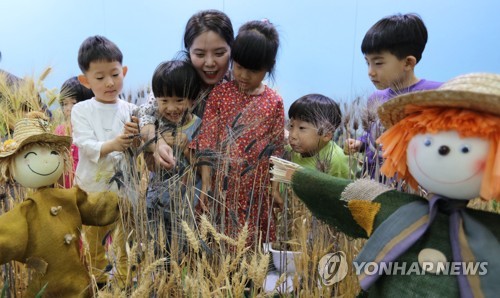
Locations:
72;104;136;161
101;116;139;158
345;95;384;154
141;124;156;153
138;97;176;168
158;130;188;150
99;133;135;158
345;138;364;153
198;164;212;212
271;180;284;209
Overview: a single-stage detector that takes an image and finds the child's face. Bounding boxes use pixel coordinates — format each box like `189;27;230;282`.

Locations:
233;62;267;94
61;97;77;120
189;30;231;86
80;61;127;104
157;96;193;124
287;118;330;157
365;51;408;90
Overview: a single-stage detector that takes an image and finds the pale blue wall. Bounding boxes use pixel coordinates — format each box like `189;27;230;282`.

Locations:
1;0;499;110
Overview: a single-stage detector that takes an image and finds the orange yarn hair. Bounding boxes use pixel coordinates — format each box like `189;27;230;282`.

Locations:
377;105;500;201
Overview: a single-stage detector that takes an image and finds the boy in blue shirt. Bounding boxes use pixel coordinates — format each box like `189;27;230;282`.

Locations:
345;13;442;179
138;60;202;254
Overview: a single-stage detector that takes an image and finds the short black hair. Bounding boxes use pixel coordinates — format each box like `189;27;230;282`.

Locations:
59;76;94;104
288;94;342;133
361;13;428;63
232;20;279;78
151;60;201;101
77;35;123;72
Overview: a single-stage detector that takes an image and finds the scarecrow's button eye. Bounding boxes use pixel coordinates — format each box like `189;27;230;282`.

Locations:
461;145;470;154
424;138;432;147
50;151;59;155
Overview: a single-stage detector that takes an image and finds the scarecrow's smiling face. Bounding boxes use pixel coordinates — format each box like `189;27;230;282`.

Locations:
12;144;64;188
407;130;489;200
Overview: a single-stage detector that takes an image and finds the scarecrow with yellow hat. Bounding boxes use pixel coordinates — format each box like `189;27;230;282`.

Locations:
271;73;500;297
0;111;120;297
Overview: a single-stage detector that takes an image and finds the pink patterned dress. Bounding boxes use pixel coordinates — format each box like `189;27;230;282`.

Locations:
193;81;285;245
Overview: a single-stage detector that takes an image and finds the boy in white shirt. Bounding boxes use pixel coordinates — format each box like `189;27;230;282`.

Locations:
71;35;139;289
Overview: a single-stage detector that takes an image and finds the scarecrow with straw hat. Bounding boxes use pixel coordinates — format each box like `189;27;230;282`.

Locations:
0;112;120;297
271;73;500;297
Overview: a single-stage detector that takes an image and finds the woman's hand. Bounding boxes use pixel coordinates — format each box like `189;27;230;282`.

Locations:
154;139;176;170
160;131;188;149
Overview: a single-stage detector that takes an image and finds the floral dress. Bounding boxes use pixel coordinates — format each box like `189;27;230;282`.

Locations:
193;81;285;245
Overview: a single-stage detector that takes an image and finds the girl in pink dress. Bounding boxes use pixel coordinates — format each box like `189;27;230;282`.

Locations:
193;20;285;246
54;76;94;188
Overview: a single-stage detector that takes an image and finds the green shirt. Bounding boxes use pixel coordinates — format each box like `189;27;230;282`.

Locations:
288;141;350;179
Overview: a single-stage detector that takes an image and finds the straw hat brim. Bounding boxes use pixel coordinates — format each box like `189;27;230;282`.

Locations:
0;134;71;158
378;89;500;128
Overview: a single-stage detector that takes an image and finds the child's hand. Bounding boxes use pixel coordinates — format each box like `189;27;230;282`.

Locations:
123;116;140;147
197;185;210;213
112;133;135;152
196;167;212;214
124;116;139;135
100;130;137;157
272;189;284;211
344;138;362;154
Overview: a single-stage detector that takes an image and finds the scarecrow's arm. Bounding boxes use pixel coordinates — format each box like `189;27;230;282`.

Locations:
0;202;30;263
75;187;120;226
290;167;420;238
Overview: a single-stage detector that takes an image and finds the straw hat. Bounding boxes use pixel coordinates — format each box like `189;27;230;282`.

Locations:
0;112;71;158
378;73;500;128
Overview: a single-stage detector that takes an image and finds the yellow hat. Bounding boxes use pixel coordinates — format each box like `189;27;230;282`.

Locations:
378;73;500;128
0;112;71;158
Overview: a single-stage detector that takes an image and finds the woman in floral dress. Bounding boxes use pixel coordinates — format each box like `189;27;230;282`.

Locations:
194;20;285;246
